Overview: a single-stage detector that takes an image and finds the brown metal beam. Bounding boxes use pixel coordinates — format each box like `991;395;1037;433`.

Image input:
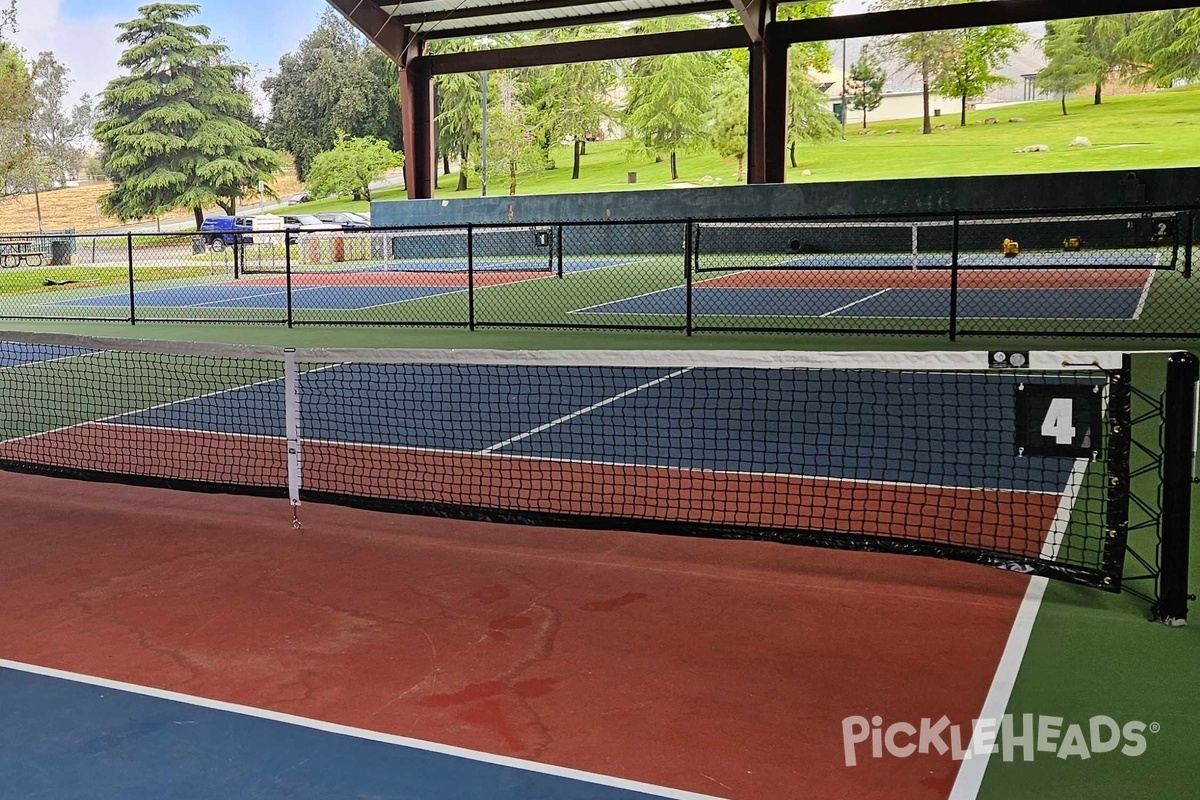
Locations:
400;53;436;199
325;0;408;59
728;0;765;45
393;0;606;27
424;25;750;74
770;0;1200;46
419;2;732;40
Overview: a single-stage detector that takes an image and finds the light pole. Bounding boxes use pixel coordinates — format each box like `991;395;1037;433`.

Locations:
476;37;496;197
840;38;848;141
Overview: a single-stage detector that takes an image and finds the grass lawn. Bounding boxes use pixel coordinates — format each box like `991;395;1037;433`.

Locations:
0;265;214;295
287;85;1200;215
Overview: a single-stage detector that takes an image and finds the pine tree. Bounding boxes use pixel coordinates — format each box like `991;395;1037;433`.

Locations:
711;64;748;181
847;51;886;130
542;27;617;181
1039;21;1093;116
1118;10;1200;86
624;17;716;181
94;3;280;228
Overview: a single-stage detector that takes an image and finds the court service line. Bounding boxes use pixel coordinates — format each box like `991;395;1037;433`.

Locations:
0;658;724;800
817;288;893;318
477;368;694;455
947;455;1090;800
0;349;99;373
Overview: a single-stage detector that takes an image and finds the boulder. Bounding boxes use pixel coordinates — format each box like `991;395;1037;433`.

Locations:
1069;136;1093;148
1009;117;1025;123
884;129;901;135
985;117;999;125
935;123;952;130
857;128;873;135
801;169;812;176
1014;144;1051;153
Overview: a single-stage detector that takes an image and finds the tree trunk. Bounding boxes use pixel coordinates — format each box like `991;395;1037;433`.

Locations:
921;52;932;135
443;152;451;175
862;107;868;129
508;163;517;196
1062;93;1068;116
457;146;468;191
580;140;587;155
1095;82;1103;105
193;207;204;230
572;138;581;180
789;143;797;169
961;92;968;127
736;154;744;182
670;151;678;181
217;199;235;216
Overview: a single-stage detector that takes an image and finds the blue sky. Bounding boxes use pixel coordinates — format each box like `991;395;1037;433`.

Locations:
11;0;330;106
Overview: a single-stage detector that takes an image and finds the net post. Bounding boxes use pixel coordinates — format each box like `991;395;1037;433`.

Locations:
285;231;293;328
283;348;303;529
467;223;476;331
1103;355;1133;590
948;216;960;341
1157;351;1199;624
684;221;694;336
1184;210;1195;280
233;235;240;281
556;224;564;279
126;232;136;325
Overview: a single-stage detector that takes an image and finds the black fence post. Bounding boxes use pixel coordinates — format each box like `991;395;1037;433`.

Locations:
285;231;293;328
684;221;694;336
1157;351;1199;624
467;223;476;331
1184;210;1195;280
127;232;136;325
556;224;564;279
949;215;960;342
233;236;241;281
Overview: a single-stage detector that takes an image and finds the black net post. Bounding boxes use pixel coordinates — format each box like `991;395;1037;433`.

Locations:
233;236;241;281
685;220;694;337
1102;356;1132;589
1184;210;1195;280
285;231;293;328
556;224;564;279
467;223;476;331
1157;351;1199;624
127;232;136;325
949;216;960;341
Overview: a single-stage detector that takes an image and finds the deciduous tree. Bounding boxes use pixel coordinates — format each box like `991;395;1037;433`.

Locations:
305;131;402;202
932;25;1027;126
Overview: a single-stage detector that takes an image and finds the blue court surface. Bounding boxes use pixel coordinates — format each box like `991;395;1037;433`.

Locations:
0;663;680;800
48;284;464;311
107;363;1080;493
577;286;1146;320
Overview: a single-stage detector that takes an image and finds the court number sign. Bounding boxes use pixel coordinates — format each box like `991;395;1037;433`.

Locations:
1014;384;1103;458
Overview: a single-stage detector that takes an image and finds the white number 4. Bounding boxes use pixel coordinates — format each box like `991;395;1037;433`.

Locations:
1041;398;1077;445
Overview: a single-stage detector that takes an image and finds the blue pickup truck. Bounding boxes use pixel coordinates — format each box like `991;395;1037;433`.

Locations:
199;216;255;251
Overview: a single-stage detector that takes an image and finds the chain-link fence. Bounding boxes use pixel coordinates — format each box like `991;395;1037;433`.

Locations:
1;206;1196;338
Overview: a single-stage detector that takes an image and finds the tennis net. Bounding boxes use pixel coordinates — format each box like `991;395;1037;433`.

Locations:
239;225;557;276
693;212;1184;272
0;333;1133;589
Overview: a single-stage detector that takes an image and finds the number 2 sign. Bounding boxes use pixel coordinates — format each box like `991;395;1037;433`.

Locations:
1014;383;1104;458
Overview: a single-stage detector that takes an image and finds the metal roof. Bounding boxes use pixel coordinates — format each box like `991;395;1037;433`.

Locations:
371;0;736;39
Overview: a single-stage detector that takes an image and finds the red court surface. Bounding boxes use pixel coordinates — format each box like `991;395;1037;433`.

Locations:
700;268;1152;291
0;469;1034;799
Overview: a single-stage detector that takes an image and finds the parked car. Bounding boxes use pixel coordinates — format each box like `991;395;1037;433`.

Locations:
199;216;254;251
286;192;311;206
315;212;370;230
281;214;329;231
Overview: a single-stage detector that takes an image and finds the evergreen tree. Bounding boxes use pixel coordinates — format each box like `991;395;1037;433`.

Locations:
711;63;748;181
931;25;1026;126
431;38;479;192
1118;10;1200;86
786;71;837;168
94;3;281;228
1039;20;1093;116
477;73;542;196
542;26;617;181
624;17;716;181
1072;15;1140;104
847;51;886;130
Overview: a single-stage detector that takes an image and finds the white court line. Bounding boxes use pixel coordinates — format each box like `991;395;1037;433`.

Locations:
0;658;724;800
818;288;892;317
0;348;98;373
1131;264;1158;321
478;368;694;455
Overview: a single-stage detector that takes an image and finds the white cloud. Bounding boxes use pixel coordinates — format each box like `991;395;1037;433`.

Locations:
9;0;124;106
